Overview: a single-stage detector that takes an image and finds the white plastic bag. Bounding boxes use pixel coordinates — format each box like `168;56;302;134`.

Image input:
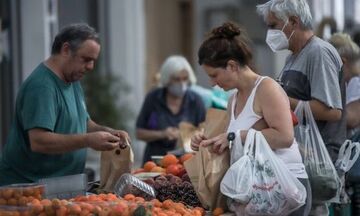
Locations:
245;130;307;216
230;133;244;165
221;129;307;216
334;140;360;204
221;129;255;202
294;101;341;203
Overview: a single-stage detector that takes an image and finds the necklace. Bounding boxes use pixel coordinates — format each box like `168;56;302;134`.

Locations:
276;35;315;85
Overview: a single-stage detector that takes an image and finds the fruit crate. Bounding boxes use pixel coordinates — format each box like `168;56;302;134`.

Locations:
0;183;45;206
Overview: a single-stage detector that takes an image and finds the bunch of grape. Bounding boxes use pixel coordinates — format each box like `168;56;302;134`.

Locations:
143;174;202;207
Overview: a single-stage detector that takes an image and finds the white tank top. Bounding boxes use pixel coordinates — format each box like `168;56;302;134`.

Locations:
226;76;307;178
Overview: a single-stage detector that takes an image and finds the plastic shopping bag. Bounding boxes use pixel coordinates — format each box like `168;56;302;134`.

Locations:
294;101;341;203
334;140;360;204
221;129;256;203
244;130;307;216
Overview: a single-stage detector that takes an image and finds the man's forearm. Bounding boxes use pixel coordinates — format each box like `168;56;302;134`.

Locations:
289;97;342;121
29;129;88;154
87;119;112;133
136;128;165;142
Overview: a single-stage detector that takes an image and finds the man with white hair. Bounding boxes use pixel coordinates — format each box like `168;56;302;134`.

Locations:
257;0;344;215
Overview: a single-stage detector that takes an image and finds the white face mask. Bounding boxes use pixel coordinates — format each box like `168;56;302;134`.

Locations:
266;20;294;52
168;82;188;97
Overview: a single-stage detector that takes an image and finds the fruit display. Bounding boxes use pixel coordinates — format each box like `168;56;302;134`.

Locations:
0;153;208;215
0;193;205;216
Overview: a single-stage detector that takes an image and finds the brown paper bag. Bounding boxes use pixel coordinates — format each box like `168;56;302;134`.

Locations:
184;108;230;210
99;139;134;192
178;122;198;153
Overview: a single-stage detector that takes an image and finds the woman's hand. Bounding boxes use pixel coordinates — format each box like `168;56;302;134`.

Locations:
191;130;206;151
201;132;229;154
163;127;179;141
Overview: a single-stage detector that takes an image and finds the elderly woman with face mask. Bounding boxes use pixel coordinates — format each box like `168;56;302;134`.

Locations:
136;55;206;164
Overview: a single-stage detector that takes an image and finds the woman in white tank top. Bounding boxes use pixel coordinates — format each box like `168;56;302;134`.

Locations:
191;22;311;216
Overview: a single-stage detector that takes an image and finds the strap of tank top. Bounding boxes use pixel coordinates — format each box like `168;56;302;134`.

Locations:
246;76;267;113
230;76;267;119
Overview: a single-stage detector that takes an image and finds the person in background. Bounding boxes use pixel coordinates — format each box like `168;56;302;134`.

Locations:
330;33;360;214
189;74;230;110
191;22;310;216
136;55;206;164
257;1;344;215
329;33;360;141
0;23;130;186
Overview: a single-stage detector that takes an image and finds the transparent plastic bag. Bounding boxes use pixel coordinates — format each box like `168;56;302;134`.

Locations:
244;130;307;216
222;129;306;216
294;101;341;203
334;140;360;204
221;129;255;202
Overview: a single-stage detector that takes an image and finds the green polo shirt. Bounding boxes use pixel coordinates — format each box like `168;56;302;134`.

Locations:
0;63;89;185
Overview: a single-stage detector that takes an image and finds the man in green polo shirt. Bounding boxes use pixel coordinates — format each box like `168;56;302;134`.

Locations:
0;23;130;185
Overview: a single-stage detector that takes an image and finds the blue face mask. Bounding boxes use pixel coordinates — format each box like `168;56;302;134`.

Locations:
167;82;188;97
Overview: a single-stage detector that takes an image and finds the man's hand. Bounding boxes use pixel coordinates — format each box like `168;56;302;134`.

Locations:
190;130;206;151
109;129;131;147
86;131;121;151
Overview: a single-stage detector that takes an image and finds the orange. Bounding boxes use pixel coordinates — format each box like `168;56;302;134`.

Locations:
123;193;135;201
180;153;193;164
161;154;179;168
2;188;14;199
166;164;180;176
162;199;174;209
144;161;157;172
213;207;224;216
134;196;145;203
151;199;163;208
194;207;205;216
68;204;82;215
7;198;18;206
0;198;7;205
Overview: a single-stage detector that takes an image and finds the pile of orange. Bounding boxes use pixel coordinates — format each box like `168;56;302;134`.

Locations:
0;193;206;216
134;153;196;177
160;154;179;168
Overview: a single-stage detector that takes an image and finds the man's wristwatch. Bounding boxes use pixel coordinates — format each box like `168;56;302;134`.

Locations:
227;132;235;149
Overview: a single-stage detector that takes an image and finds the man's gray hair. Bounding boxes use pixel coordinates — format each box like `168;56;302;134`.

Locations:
160;55;197;86
257;0;313;30
51;23;99;55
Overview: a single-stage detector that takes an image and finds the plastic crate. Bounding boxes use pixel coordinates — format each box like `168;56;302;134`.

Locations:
0;183;45;206
38;174;87;199
0;205;31;215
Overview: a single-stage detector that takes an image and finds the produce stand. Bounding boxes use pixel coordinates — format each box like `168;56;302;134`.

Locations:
0;153;215;216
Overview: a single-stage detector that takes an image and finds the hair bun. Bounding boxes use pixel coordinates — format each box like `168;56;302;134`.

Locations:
211;22;241;39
